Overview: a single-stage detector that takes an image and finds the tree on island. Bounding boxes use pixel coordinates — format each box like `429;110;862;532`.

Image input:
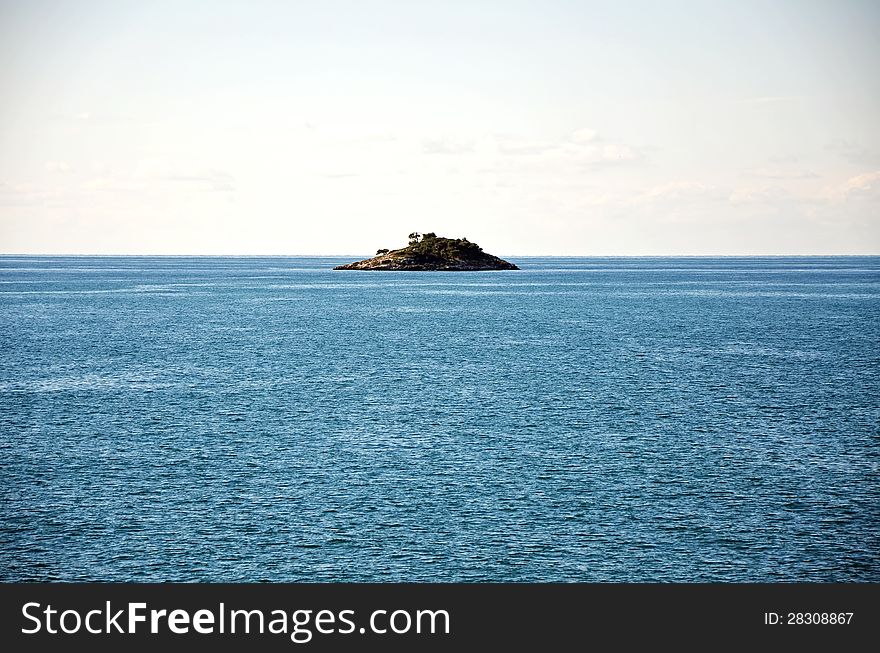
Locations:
408;232;421;245
376;248;390;255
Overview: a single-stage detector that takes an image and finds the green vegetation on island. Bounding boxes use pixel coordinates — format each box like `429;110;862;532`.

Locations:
334;232;519;271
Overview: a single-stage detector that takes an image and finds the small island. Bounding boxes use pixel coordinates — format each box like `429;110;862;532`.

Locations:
333;232;519;271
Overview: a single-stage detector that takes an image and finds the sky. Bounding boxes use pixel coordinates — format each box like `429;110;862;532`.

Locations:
1;0;879;255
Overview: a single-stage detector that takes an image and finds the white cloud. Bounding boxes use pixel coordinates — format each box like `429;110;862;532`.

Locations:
814;170;880;202
571;128;598;143
45;161;72;173
0;180;38;201
643;181;713;201
0;180;66;208
162;169;236;192
826;170;880;202
744;167;819;180
601;144;636;162
825;139;880;166
615;181;732;226
418;127;644;173
318;172;358;179
421;137;475;155
494;138;554;156
80;177;146;193
768;154;803;164
488;131;643;173
130;160;236;192
842;170;880;194
728;185;791;205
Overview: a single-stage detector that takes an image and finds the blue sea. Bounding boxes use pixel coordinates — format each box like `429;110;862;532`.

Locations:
1;256;878;582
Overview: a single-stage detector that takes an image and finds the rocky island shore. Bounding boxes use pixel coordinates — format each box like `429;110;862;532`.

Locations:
333;232;519;271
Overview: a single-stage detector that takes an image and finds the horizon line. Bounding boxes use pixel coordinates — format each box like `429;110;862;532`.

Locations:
1;253;879;258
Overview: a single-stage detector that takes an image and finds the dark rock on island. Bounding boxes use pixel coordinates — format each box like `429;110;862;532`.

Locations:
334;232;519;271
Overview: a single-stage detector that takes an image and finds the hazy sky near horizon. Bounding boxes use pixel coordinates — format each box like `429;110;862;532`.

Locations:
1;0;879;255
